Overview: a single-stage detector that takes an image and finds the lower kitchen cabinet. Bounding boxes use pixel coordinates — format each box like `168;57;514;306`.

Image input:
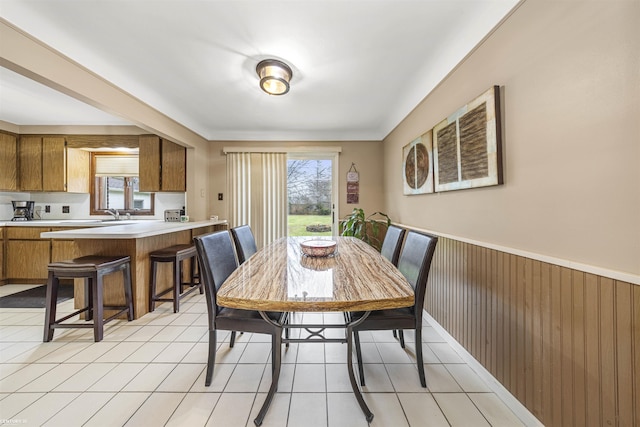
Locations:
4;226;86;284
6;240;50;281
5;227;51;282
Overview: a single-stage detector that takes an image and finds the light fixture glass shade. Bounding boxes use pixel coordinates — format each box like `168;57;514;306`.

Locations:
256;59;292;95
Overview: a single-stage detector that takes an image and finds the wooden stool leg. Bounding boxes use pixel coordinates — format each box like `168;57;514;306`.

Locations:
196;257;203;294
149;259;158;312
85;278;93;321
173;259;180;313
189;256;195;287
123;262;134;321
43;272;58;342
92;275;104;342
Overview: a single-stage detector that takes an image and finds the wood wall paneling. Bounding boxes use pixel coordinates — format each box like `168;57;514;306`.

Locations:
425;235;638;427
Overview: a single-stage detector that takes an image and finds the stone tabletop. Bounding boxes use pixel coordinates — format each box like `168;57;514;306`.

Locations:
217;236;414;312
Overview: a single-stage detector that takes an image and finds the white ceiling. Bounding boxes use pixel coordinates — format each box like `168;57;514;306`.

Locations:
0;0;519;141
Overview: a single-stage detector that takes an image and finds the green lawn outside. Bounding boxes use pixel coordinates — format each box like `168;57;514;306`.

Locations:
288;214;332;236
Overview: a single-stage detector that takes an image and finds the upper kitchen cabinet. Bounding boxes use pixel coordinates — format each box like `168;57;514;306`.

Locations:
18;136;90;192
0;132;18;191
139;135;186;192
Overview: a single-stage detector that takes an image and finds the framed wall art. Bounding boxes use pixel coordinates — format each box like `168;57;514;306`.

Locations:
433;86;503;192
402;130;434;195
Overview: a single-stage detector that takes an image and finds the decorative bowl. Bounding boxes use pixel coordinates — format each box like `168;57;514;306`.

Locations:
300;239;337;257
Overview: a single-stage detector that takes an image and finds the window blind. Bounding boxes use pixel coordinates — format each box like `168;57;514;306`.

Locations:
95;155;139;177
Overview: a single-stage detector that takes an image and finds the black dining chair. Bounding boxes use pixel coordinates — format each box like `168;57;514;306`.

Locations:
380;225;406;266
193;230;286;386
229;225;259;345
230;225;258;264
352;230;438;387
378;225;407;345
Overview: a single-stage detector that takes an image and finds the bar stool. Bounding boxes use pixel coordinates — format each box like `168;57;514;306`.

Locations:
44;255;134;342
149;244;202;313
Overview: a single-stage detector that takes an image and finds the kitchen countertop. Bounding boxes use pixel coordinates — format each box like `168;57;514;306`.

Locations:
0;219;164;227
39;219;227;239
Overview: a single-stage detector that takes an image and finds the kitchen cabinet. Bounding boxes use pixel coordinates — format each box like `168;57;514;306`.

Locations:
18;136;43;191
5;227;51;282
139;135;186;192
4;226;87;284
0;132;18;191
18;136;89;192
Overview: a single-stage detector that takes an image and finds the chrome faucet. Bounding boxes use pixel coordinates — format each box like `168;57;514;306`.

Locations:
107;208;120;221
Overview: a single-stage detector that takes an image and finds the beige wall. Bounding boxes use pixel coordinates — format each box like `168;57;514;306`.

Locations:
207;140;384;222
383;0;640;276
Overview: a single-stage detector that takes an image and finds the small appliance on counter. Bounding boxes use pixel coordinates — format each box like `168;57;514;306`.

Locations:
11;201;35;221
164;209;181;222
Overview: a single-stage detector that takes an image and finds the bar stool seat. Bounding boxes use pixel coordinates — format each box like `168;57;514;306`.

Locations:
149;244;202;313
44;255;134;342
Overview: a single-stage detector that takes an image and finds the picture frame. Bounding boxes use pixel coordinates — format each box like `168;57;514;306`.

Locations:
402;130;434;195
433;86;503;192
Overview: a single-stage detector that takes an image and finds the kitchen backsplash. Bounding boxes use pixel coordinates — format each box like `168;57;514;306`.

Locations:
0;192;186;221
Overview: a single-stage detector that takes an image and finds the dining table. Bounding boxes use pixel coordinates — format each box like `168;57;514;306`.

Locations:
217;236;415;426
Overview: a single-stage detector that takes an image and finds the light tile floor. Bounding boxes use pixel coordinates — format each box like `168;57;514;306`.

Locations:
0;284;531;426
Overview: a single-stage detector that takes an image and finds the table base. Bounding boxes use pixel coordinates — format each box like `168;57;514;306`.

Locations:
255;311;373;426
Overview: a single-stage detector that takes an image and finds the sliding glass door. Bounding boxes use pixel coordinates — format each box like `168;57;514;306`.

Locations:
287;152;339;237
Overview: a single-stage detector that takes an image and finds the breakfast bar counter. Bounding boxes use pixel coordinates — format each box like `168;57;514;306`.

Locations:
41;220;228;319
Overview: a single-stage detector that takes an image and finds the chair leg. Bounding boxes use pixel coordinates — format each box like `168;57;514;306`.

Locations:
393;329;397;338
205;329;217;386
353;330;365;386
398;329;405;348
284;312;290;348
229;331;237;348
416;327;426;387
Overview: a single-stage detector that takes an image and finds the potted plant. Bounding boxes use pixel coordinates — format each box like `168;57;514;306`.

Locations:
340;208;391;251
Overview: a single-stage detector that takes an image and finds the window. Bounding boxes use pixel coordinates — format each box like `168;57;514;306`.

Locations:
90;153;154;215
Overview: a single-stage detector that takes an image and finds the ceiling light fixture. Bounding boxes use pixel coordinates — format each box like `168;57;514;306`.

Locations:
256;59;292;96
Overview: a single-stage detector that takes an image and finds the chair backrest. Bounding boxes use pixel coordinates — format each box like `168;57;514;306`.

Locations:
380;225;406;266
193;230;239;318
230;225;258;264
396;231;438;316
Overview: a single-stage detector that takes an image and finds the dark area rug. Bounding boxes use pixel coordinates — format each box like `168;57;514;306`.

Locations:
0;285;74;309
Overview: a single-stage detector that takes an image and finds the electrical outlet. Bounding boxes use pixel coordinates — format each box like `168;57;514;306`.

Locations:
62;206;70;213
45;205;51;213
218;193;223;201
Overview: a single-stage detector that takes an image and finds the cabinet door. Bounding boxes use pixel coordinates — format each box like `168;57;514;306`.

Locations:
66;148;90;193
51;240;81;263
6;240;50;280
161;139;186;191
42;137;66;192
139;135;161;192
0;133;17;191
19;136;43;191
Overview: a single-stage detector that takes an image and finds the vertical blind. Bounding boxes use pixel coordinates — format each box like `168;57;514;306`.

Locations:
226;152;287;249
